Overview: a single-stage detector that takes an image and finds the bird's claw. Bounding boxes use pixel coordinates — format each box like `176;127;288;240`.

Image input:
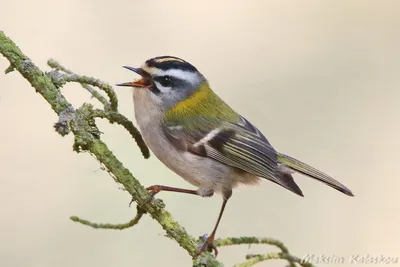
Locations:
129;186;160;207
143;185;161;203
194;234;218;259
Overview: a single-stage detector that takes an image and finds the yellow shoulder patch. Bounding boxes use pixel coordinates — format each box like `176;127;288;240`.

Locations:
169;83;211;115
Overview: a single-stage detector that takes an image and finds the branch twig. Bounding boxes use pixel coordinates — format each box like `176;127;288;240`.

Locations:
215;237;302;267
0;30;199;260
48;70;118;111
215;237;290;254
0;30;316;267
92;109;150;158
236;253;314;267
70;207;146;230
48;58;111;109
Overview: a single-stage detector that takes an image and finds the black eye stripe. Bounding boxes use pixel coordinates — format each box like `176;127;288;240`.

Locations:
154;75;175;81
154;75;174;87
152;75;192;93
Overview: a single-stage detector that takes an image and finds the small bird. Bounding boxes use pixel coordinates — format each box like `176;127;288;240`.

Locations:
117;56;354;256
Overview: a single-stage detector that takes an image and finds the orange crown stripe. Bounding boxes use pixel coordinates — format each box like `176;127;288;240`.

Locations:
154;57;185;63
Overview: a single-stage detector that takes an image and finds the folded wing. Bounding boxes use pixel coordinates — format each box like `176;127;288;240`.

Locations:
162;115;304;195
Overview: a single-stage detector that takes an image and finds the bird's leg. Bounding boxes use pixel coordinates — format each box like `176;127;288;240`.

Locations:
195;189;232;258
146;185;200;197
129;185;214;207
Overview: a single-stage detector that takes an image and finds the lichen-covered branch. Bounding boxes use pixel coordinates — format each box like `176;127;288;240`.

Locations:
48;69;118;111
0;30;315;267
0;30;199;260
70;207;146;230
215;237;290;254
92;109;149;158
0;33;72;115
237;253;314;267
214;237;313;267
48;58;111;109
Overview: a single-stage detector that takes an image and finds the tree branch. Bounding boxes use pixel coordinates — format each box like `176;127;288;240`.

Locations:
70;206;146;230
214;237;312;267
237;253;314;267
47;68;118;111
0;30;198;259
0;30;316;267
215;237;290;254
91;109;150;158
48;58;111;109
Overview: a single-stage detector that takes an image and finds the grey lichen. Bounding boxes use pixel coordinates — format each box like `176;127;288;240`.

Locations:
47;69;67;88
71;104;102;152
0;31;199;258
0;30;317;267
47;59;111;109
20;59;34;73
54;105;75;136
59;73;118;111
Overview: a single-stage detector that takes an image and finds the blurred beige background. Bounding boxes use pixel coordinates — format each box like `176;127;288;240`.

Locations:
1;0;399;266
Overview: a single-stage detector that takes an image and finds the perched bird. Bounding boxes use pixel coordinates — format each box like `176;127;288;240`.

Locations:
117;56;354;256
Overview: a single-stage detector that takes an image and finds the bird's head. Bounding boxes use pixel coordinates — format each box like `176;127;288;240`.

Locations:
117;56;208;110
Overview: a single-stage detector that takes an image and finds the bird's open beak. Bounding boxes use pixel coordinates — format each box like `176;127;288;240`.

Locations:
116;66;152;88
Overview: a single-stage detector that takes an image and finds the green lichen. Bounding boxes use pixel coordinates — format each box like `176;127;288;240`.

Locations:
0;30;316;267
193;252;223;267
0;30;199;259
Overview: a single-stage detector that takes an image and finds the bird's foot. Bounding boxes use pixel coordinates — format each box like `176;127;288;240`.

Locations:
146;185;162;197
129;185;161;207
194;234;218;259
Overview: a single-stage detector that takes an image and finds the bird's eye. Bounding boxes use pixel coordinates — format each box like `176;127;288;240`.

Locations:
159;76;172;87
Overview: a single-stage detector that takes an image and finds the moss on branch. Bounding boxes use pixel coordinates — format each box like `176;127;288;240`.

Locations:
92;109;150;158
48;70;118;111
70;207;146;230
48;58;111;109
0;30;316;267
0;30;198;259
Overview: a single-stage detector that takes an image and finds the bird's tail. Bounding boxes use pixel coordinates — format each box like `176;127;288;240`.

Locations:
277;153;354;196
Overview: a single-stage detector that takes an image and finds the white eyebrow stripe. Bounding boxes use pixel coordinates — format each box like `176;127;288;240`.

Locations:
154;69;200;84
